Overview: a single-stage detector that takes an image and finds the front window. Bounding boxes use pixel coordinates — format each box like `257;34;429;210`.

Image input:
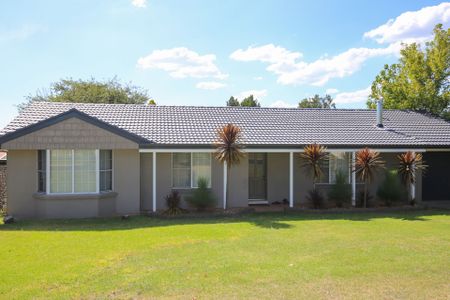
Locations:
39;149;112;194
329;152;350;183
172;153;211;188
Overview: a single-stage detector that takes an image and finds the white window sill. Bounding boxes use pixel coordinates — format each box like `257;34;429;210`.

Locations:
33;191;117;200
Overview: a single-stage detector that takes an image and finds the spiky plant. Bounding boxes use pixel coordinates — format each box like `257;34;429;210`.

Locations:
299;144;329;192
355;148;385;208
214;123;244;209
397;151;427;203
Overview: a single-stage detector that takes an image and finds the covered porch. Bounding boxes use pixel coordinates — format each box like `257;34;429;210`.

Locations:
139;148;424;212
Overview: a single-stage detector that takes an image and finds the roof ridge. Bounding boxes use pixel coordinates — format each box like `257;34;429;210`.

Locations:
29;101;425;112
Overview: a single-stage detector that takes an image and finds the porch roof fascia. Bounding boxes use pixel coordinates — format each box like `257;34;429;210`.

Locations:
139;147;428;153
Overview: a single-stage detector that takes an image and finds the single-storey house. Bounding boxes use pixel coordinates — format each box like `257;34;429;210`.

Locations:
0;101;449;219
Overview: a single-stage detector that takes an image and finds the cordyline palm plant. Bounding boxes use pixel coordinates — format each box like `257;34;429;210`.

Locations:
354;148;385;208
299;143;329;192
214;123;244;209
397;151;427;204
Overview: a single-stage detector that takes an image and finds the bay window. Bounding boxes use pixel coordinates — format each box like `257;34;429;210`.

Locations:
37;149;112;194
172;153;211;188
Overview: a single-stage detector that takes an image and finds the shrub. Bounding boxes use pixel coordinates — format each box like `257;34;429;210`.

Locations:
163;190;185;215
185;177;217;211
377;169;405;206
328;171;351;207
306;189;325;209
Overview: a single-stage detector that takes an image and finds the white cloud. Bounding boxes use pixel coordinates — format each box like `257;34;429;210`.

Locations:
230;44;302;64
268;100;296;108
137;47;228;79
364;3;450;44
196;81;226;90
334;86;371;105
326;88;339;94
131;0;147;8
230;43;400;86
236;89;268;100
0;24;44;43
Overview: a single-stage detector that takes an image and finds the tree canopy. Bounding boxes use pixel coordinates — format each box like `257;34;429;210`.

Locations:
226;96;240;106
20;77;150;111
225;95;261;107
298;94;336;109
367;24;450;118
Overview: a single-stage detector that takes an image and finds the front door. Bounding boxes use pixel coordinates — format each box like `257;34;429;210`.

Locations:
248;153;267;200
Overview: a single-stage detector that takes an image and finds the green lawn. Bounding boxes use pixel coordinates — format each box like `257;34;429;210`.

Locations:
0;210;449;299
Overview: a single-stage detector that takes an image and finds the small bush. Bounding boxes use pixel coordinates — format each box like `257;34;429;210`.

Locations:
163;190;185;215
328;171;351;207
306;189;325;209
185;177;217;211
377;169;405;206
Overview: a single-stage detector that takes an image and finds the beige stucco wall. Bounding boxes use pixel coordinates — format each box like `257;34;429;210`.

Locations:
6;150;37;218
113;149;141;214
2;117;138;150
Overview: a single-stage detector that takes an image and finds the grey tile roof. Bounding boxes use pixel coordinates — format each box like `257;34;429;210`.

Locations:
1;101;450;148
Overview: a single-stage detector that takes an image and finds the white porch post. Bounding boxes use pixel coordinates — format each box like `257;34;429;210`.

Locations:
223;161;227;210
351;151;356;207
289;151;294;208
411;151;416;201
152;151;157;212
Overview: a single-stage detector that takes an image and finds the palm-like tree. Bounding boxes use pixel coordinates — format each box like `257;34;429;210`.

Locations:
299;144;329;192
397;151;427;203
354;148;385;208
214;123;244;209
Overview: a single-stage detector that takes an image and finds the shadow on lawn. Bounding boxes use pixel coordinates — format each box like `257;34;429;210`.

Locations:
0;209;448;232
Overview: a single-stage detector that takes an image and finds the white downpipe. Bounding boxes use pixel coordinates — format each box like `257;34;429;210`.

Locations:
223;161;227;210
411;151;416;201
351;151;356;207
289;152;294;208
152;151;156;212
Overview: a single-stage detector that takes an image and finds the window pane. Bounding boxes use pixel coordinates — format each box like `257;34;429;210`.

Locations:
172;153;191;187
37;150;46;192
50;150;72;193
330;152;349;183
100;170;112;191
100;150;112;170
192;153;211;187
100;150;112;191
74;150;96;193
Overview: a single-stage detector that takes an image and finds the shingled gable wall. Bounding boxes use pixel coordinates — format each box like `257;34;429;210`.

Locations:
2;117;138;150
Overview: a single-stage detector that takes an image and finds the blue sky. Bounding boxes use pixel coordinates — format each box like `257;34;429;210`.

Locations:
1;0;449;128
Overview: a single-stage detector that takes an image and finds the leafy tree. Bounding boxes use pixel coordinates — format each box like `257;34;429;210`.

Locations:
226;96;240;106
19;77;150;111
148;99;156;105
214;123;245;209
298;94;336;109
367;24;450;118
240;95;261;107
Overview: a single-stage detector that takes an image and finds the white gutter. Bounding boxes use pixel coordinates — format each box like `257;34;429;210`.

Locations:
139;148;428;153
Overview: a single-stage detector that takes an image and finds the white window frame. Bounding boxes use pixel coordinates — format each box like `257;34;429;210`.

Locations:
171;152;212;189
45;149;101;195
